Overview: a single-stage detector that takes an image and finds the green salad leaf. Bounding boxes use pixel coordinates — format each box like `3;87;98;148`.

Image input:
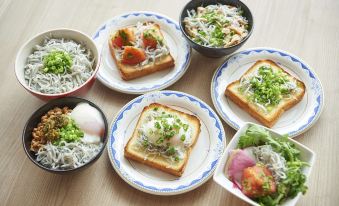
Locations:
238;125;309;206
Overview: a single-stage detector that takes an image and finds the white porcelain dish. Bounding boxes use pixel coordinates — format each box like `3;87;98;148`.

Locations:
93;11;191;94
107;90;226;195
211;47;324;137
213;122;316;206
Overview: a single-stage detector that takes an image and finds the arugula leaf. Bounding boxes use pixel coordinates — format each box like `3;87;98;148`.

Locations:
256;160;308;205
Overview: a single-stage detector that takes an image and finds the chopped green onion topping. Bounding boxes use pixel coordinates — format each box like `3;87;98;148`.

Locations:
154;121;161;129
183;124;189;131
166;146;176;156
240;66;293;109
180;134;186;141
43;50;73;74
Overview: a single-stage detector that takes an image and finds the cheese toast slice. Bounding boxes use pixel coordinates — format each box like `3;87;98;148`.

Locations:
225;60;306;128
124;103;201;176
109;22;175;80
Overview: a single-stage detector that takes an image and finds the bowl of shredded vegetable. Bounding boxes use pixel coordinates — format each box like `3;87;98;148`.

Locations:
179;0;253;57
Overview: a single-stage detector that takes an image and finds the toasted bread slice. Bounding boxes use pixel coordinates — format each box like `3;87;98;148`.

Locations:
124;103;201;176
109;23;175;80
225;60;306;128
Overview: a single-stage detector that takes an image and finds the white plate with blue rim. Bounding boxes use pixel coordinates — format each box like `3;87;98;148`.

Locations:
92;11;191;94
107;90;226;195
211;47;324;137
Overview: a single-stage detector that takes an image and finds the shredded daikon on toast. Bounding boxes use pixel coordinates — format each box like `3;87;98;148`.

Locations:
184;4;249;48
36;141;103;169
24;38;95;94
114;22;170;67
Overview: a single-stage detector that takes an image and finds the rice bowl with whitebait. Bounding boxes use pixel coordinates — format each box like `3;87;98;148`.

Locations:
29;103;105;170
24;38;95;94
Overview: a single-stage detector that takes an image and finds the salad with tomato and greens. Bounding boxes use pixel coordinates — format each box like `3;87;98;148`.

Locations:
226;125;309;206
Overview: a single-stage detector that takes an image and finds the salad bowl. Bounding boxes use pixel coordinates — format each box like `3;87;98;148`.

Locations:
213;122;315;206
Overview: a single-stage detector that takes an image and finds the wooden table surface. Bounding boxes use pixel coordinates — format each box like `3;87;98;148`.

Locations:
0;0;338;205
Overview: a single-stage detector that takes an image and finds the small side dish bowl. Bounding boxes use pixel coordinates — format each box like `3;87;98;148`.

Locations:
213;122;315;206
179;0;253;58
15;28;100;100
22;97;108;174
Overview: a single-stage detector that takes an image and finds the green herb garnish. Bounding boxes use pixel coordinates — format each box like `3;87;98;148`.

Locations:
240;66;293;109
166;146;176;156
180;134;186;141
156;136;164;144
154;121;161;129
126;52;134;59
119;30;127;41
53;118;83;145
164;130;176;139
210;26;225;47
186;5;248;48
43;50;73;74
183;124;189;131
142;139;149;147
139;110;192;160
143;29;163;45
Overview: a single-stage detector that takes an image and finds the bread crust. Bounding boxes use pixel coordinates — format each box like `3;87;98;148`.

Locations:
109;23;175;81
124;103;201;176
225;60;306;128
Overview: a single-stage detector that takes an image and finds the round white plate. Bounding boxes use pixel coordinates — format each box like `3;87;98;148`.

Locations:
107;90;226;195
92;11;191;94
211;47;324;137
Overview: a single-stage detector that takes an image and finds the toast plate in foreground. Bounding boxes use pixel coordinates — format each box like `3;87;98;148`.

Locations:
108;90;226;195
213;122;315;206
211;47;324;137
93;12;191;94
